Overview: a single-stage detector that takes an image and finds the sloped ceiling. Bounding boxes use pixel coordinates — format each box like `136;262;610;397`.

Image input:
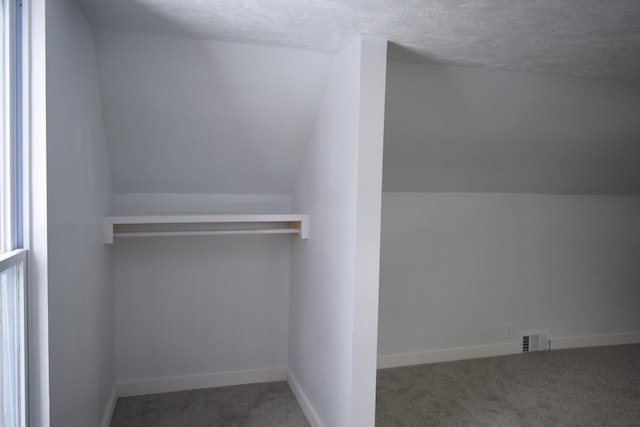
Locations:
80;0;640;82
85;1;640;196
383;62;640;194
95;31;331;193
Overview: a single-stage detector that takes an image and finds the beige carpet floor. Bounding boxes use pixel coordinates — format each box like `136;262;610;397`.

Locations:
377;344;640;426
110;344;640;426
110;381;309;427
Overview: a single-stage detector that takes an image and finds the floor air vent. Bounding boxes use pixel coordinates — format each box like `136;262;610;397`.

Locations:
522;331;549;352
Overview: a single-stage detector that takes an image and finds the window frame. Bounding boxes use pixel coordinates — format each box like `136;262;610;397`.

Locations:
0;248;28;427
1;0;28;425
0;250;27;273
4;0;23;251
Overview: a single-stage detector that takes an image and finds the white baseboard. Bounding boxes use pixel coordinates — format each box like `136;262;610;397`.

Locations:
117;368;287;398
377;341;522;369
378;332;640;369
286;370;325;427
100;384;118;427
550;332;640;350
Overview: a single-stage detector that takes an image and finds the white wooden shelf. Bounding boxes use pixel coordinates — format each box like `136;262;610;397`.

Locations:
104;214;309;244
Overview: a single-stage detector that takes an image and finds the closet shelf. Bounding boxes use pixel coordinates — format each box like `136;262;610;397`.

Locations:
104;214;309;244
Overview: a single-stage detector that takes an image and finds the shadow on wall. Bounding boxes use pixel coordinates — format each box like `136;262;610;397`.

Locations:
384;42;514;193
387;42;451;65
383;42;640;194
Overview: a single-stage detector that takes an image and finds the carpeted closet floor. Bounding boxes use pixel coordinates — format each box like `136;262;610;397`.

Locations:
111;344;640;426
110;381;309;427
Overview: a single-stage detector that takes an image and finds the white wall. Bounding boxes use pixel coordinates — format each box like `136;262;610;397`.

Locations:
95;30;331;194
350;38;387;427
110;171;293;392
46;0;115;425
378;193;640;357
289;38;386;427
26;0;50;424
97;27;335;400
112;193;291;215
113;235;291;383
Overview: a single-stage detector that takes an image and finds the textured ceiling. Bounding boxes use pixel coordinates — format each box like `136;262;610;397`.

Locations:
78;0;640;82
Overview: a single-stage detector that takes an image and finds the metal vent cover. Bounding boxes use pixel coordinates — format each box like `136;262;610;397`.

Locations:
522;331;549;352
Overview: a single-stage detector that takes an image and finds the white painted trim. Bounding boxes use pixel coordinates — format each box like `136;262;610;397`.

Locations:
25;0;51;424
107;214;308;225
377;332;640;369
116;368;287;398
100;385;117;427
104;214;309;243
113;228;300;239
377;342;522;369
550;332;640;350
286;370;324;427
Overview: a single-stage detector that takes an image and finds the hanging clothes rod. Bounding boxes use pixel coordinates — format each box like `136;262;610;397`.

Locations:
113;228;300;239
104;214;309;244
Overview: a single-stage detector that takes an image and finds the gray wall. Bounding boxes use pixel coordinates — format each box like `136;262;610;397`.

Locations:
383;62;640;194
